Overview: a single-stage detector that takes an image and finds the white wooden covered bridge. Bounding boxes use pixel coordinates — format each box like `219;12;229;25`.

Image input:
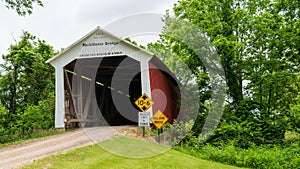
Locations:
46;27;180;128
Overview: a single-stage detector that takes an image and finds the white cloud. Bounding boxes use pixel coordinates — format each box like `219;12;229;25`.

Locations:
76;0;175;25
0;0;176;56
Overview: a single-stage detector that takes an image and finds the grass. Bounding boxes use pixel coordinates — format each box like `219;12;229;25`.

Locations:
99;136;171;158
21;136;244;169
176;143;300;169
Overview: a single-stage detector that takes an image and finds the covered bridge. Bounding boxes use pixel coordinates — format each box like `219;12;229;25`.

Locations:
46;27;180;128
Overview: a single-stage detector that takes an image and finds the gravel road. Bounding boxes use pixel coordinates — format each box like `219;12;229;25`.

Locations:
0;126;120;169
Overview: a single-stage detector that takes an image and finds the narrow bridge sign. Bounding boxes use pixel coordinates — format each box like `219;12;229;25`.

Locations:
150;110;168;129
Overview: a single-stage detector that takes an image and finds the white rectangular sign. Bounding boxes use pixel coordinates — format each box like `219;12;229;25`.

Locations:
138;112;150;127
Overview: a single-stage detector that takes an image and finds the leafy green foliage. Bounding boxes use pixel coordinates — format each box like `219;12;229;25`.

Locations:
0;31;55;144
0;103;8;127
290;92;300;133
163;120;195;145
2;0;43;16
177;143;300;169
151;0;300;147
22;92;54;132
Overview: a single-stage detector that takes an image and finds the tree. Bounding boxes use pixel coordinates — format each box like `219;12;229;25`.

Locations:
148;35;212;135
0;103;8;128
2;0;43;16
22;91;55;133
0;31;55;129
151;0;300;145
290;92;300;133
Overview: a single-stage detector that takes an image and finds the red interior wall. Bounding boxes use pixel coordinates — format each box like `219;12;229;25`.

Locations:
149;62;179;124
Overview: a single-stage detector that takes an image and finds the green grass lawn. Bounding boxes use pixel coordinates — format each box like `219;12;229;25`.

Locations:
99;136;171;158
21;136;244;169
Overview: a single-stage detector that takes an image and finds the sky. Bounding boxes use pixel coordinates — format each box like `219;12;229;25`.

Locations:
0;0;177;56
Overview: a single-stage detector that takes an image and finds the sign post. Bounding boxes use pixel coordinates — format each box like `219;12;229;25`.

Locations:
138;112;150;137
135;93;154;137
150;110;168;143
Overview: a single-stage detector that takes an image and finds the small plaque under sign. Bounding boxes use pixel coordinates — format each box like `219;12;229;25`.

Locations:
138;112;150;127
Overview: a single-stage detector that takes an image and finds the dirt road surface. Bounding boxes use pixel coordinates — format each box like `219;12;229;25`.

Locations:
0;126;121;169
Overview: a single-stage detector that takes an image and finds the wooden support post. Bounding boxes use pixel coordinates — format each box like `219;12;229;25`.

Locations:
142;126;145;137
157;127;163;143
157;128;160;143
82;82;93;125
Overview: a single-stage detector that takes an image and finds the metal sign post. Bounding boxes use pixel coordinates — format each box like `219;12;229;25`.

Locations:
151;110;168;143
135;93;153;138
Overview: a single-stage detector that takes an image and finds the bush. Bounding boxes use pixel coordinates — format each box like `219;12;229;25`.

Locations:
176;142;300;169
163;119;194;146
22;92;54;132
0;93;55;145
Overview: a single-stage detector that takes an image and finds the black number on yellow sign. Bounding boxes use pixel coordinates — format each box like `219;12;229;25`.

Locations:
138;100;151;106
135;93;154;112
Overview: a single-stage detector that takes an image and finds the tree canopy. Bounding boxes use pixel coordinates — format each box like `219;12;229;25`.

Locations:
2;0;43;16
149;0;300;146
0;31;55;143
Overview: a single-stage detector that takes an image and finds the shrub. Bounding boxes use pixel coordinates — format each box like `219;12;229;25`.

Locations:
177;143;300;169
22;92;54;132
163;119;195;146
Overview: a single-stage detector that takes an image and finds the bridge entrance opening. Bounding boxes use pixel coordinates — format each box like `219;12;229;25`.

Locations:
64;56;141;128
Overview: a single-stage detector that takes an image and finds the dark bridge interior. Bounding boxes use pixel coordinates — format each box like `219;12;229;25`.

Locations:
64;56;141;127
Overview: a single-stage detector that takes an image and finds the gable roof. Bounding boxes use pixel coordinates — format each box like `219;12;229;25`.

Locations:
46;26;154;64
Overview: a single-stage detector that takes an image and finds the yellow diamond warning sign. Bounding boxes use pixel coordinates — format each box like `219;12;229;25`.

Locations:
151;110;168;129
134;93;154;112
